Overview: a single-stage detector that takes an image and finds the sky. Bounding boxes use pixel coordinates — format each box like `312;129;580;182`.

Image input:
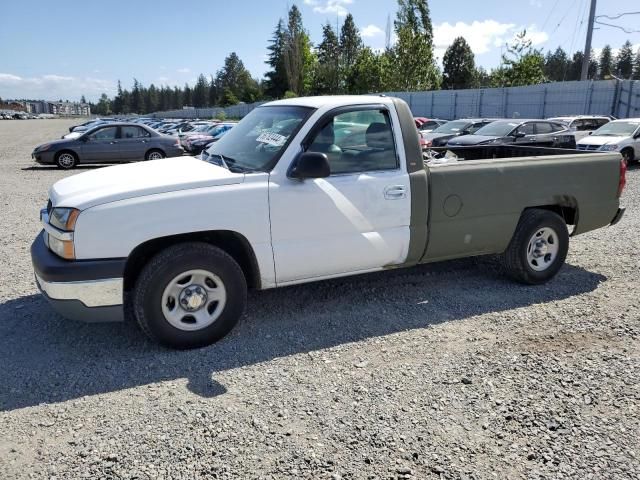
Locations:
1;0;639;102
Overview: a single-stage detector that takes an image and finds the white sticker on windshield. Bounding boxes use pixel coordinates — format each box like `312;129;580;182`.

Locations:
257;131;287;146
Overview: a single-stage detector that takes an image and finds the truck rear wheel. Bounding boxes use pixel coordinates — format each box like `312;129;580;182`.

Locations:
501;209;569;285
133;242;247;349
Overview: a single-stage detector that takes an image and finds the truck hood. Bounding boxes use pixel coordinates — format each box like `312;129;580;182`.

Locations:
50;156;244;210
577;135;624;146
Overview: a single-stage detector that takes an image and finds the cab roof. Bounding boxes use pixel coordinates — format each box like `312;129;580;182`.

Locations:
263;95;395;109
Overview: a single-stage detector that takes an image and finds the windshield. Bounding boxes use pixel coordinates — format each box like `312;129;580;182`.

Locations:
203;105;312;172
432;120;470;134
474;121;520;136
592;121;640;137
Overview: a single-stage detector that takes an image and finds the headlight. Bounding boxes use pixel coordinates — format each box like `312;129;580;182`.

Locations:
38;144;52;152
49;207;80;231
599;144;619;151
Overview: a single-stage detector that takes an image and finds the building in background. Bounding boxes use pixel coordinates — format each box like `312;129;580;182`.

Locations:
4;100;91;116
47;102;90;116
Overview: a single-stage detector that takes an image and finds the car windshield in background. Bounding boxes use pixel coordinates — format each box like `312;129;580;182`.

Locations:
432;120;469;134
474;121;520;137
203;106;312;172
592;121;640;137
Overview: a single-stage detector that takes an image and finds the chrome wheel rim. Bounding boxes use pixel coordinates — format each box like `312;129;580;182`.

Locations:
161;269;226;331
58;153;75;168
148;151;163;160
526;227;559;272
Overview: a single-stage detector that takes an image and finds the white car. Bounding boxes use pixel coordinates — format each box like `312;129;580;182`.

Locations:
548;115;612;142
576;118;640;164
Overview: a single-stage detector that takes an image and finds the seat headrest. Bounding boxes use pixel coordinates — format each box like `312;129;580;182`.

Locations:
366;122;392;149
315;122;335;145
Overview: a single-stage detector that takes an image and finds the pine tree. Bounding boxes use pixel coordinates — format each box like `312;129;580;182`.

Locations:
146;84;159;113
283;5;314;95
633;47;640;80
80;95;87;104
390;0;440;91
442;37;475;89
183;83;193;106
173;86;183;109
208;75;218;106
599;45;613;79
264;19;289;98
131;79;146;113
316;22;341;94
340;13;362;92
615;40;634;79
193;74;209;107
543;47;570;82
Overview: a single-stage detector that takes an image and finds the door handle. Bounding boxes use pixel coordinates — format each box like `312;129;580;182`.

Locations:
110;141;118;144
384;185;407;200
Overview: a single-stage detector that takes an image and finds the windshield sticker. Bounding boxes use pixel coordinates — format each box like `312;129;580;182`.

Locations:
256;131;287;146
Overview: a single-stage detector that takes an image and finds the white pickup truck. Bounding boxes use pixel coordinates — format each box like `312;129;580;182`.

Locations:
32;96;626;349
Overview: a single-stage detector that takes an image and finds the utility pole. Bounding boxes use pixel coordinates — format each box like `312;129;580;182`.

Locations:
580;0;597;80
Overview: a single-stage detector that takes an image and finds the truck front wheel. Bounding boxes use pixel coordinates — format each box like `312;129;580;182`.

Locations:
133;242;247;349
501;209;569;285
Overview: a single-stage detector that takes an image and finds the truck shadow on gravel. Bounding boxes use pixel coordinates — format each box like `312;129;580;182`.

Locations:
0;259;605;411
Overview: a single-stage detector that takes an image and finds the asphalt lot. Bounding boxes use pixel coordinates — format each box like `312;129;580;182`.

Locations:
0;119;638;479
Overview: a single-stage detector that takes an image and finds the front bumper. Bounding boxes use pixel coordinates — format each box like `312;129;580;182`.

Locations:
31;231;126;322
32;150;55;164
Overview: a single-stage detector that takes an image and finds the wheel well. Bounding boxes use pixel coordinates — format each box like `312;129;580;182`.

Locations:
525;204;577;226
123;231;261;292
621;146;635;159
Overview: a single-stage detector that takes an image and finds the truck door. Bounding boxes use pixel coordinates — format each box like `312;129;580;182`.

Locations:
268;105;411;284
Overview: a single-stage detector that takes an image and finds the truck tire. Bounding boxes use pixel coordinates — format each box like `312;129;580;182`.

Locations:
133;242;247;349
501;209;569;285
621;147;635;165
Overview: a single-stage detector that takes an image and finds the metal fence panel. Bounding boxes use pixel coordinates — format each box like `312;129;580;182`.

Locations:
152;80;640;120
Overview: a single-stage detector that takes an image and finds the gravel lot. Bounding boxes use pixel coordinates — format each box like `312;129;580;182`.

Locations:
0;119;638;480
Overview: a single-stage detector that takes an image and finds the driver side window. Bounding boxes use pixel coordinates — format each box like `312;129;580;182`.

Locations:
306;109;398;175
89;126;118;141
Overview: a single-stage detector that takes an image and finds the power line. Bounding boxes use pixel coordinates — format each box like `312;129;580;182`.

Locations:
594;11;640;34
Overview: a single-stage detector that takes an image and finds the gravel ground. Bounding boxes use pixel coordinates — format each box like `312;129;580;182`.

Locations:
0;119;638;480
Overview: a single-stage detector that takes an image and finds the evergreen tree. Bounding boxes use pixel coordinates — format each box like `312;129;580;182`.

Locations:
94;93;111;115
146;84;159;113
389;0;440;91
340;13;363;92
615;40;634;79
283;5;314;95
566;51;597;80
599;45;613;79
544;46;570;82
113;80;124;114
264;19;289;98
80;95;87;104
441;37;475;89
173;86;183;109
474;66;491;87
633;47;640;80
315;22;341;94
193;74;209;107
183;83;193;106
131;79;145;113
208;75;218;106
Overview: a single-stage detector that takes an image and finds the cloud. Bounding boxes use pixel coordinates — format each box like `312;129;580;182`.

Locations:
432;20;550;62
361;24;384;38
529;0;542;7
304;0;352;17
177;67;191;74
0;73;116;101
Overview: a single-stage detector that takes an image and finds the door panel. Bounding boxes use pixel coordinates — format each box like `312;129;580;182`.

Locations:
81;126;120;163
268;106;411;284
119;126;150;160
269;171;411;283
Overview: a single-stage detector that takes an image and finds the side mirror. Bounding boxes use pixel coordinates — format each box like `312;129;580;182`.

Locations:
289;152;330;179
513;132;526;138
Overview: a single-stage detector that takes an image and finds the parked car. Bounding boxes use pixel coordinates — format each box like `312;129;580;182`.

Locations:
421;118;497;148
182;123;236;153
31;95;626;349
576;118;640;164
547;115;612;141
414;117;448;133
447;119;572;147
32;123;184;169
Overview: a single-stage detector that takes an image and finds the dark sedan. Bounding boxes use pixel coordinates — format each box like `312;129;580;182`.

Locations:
33;123;184;169
421;118;496;148
446;119;572;148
